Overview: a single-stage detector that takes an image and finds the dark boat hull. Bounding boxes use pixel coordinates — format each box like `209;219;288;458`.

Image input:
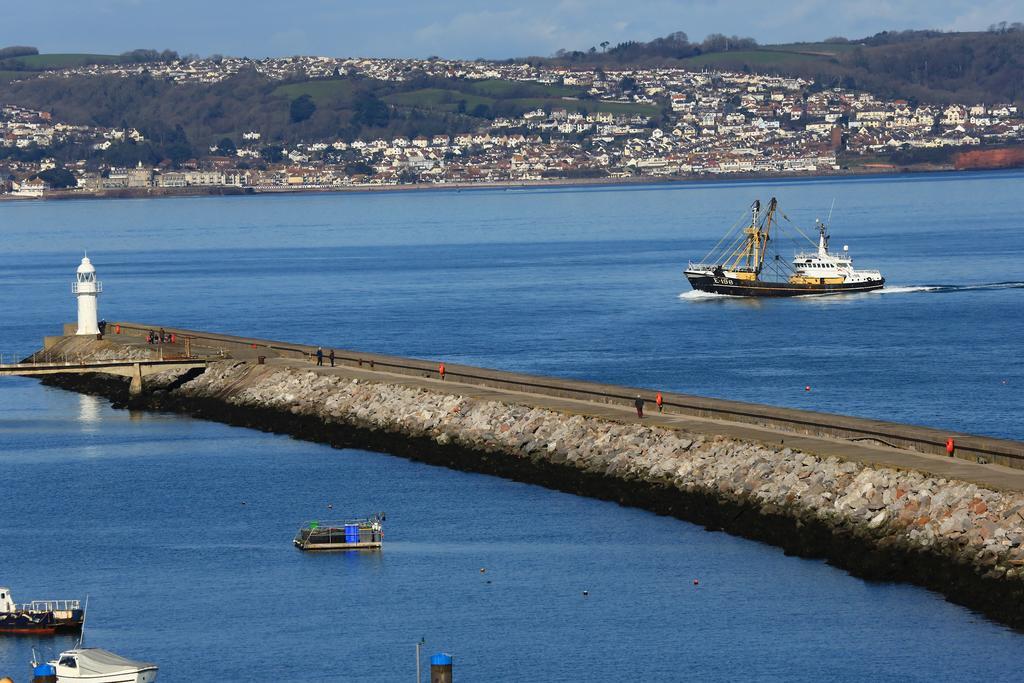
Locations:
686;273;885;297
0;610;84;635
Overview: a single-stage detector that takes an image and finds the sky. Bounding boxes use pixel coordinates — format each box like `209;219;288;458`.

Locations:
2;0;1021;59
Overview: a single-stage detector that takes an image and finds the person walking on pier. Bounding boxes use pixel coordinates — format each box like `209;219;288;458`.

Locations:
329;349;335;367
316;346;323;366
634;395;645;419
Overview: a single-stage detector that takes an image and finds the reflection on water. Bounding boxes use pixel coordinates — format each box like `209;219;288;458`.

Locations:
0;633;78;675
77;393;101;430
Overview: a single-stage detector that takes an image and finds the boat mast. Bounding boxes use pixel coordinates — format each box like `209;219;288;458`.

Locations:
723;197;777;274
76;596;88;649
746;200;760;269
757;198;777;273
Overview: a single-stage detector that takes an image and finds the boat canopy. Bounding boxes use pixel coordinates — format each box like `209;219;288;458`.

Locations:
57;648;158;674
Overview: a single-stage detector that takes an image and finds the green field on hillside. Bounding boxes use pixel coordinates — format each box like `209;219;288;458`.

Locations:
464;78;581;98
681;49;829;69
274;77;658;119
0;70;28;83
386;88;658;117
761;42;860;56
4;53;120;70
384;88;492;111
273;78;357;100
275;77;580;103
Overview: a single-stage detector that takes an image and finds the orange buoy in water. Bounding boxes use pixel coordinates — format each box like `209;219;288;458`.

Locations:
946;438;955;456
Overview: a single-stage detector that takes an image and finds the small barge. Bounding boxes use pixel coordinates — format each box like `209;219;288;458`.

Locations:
0;588;83;635
293;515;384;551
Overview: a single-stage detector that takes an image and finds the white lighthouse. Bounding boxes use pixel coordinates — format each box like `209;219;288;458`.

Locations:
73;255;102;335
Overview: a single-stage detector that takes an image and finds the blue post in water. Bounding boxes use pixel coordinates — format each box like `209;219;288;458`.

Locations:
430;653;453;683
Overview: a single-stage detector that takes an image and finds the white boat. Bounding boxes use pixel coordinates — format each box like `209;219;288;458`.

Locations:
46;648;158;683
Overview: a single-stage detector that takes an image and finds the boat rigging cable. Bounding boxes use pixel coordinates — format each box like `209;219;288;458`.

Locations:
696;200;839;275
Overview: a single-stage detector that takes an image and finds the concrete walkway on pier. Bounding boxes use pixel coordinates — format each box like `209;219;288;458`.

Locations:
74;325;1024;493
269;357;1024;493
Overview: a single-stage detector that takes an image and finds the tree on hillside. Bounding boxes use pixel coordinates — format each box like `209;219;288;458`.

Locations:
289;94;317;123
120;49;179;63
34;167;76;188
0;46;38;59
103;141;161;167
261;145;285;163
217;137;237;155
351;91;390;128
141;123;193;165
701;33;758;52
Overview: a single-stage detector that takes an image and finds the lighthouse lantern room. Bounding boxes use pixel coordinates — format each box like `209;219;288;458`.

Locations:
73;255;103;335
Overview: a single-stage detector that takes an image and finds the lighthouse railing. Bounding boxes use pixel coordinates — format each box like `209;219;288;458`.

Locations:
71;282;103;294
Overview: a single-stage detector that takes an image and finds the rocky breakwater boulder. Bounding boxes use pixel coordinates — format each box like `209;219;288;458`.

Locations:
158;361;1024;625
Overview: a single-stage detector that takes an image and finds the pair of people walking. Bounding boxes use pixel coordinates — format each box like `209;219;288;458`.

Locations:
635;392;664;418
315;347;335;367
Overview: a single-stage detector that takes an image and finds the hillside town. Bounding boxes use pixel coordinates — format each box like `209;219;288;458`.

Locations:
2;55;1023;198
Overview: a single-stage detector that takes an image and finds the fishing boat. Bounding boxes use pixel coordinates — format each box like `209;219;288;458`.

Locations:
684;198;884;297
293;514;384;551
0;588;83;635
33;648;158;683
28;595;157;683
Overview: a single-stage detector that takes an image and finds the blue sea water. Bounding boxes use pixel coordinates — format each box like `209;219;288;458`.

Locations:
1;171;1023;680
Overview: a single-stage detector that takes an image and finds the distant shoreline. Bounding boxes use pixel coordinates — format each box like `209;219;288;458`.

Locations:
2;161;1015;202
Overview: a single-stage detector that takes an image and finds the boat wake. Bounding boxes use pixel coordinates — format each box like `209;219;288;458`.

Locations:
677;290;736;301
872;282;1024;295
678;281;1024;302
872;285;942;295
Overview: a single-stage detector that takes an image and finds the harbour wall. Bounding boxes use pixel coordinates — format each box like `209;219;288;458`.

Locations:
36;332;1024;629
99;322;1024;469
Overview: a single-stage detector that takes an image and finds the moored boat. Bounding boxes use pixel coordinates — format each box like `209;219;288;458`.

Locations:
293;514;384;551
685;198;884;297
0;588;83;635
37;648;158;683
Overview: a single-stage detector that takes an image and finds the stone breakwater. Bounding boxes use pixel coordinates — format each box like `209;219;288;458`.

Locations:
51;359;1024;628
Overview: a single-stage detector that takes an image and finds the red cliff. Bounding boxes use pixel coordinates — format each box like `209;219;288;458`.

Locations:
954;147;1024;170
